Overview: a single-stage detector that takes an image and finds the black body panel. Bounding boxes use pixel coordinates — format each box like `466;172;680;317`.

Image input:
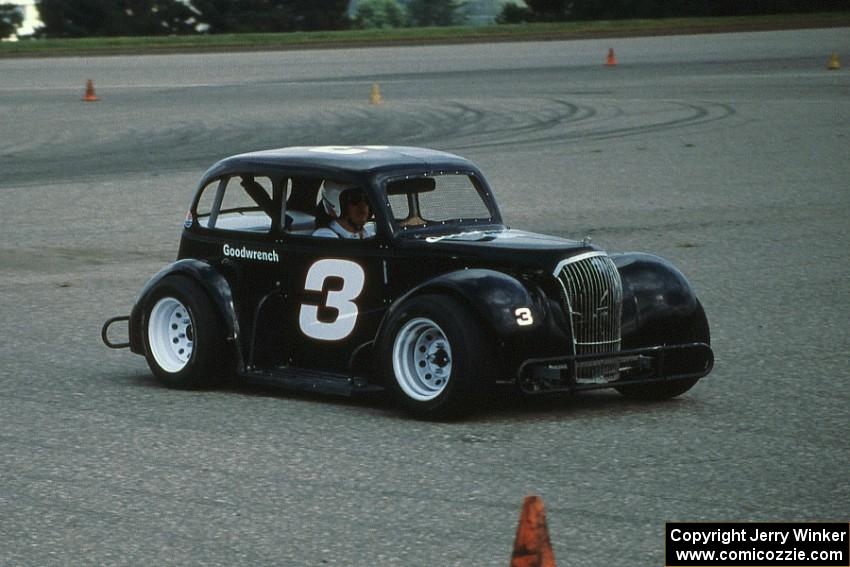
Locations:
110;146;713;400
611;252;710;348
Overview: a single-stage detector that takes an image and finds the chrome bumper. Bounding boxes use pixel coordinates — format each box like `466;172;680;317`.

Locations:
517;342;714;393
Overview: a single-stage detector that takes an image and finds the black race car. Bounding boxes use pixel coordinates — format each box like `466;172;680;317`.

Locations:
102;146;713;417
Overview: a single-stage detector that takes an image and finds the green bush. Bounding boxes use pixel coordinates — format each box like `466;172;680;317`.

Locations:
406;0;465;27
355;0;406;29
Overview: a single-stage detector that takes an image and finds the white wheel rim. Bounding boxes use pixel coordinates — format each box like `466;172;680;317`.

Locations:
392;317;452;402
148;297;194;373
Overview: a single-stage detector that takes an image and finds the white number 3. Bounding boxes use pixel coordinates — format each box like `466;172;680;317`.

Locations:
515;307;534;326
299;259;366;341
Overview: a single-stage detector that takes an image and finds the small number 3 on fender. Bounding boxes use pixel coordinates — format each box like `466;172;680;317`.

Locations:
298;259;365;341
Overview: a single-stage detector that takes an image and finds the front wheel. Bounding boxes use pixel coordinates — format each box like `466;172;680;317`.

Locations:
380;294;492;419
142;275;230;388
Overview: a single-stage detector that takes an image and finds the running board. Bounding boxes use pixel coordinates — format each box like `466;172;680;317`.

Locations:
239;366;385;397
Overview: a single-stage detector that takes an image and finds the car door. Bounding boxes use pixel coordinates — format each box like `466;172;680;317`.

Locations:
187;173;283;367
278;234;387;374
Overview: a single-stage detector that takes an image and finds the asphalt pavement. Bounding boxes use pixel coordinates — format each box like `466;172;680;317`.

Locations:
1;28;848;566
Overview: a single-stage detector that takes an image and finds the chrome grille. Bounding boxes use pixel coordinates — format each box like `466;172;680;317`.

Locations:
554;252;623;381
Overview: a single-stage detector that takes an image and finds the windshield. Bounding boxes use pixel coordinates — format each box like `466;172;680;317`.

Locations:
384;173;500;236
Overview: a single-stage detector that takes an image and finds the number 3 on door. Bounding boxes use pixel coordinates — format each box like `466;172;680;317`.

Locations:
299;259;366;341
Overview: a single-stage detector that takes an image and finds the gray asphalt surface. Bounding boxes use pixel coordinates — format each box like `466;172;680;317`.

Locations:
1;28;849;566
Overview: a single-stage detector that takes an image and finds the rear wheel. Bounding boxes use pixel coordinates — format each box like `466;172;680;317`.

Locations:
142;275;230;388
381;294;492;418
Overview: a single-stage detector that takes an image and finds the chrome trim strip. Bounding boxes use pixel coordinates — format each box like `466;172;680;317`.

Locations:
552;251;607;277
574;339;622;346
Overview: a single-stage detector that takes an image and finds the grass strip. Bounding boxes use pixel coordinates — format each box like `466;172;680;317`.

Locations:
1;12;848;58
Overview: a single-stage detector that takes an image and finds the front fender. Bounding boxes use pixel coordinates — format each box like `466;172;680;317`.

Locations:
379;269;544;342
611;252;709;348
128;259;240;355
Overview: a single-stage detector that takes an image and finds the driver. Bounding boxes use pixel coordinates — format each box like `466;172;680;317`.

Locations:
313;180;376;239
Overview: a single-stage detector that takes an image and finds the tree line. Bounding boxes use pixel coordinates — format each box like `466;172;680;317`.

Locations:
0;0;466;38
1;0;846;39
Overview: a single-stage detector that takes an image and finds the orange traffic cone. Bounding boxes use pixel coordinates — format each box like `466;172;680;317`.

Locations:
510;496;557;567
606;48;618;66
369;83;383;105
82;79;99;102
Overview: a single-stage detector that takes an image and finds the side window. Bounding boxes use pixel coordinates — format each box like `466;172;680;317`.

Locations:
282;177;376;240
310;180;377;239
283;176;323;235
195;175;276;233
195;180;218;225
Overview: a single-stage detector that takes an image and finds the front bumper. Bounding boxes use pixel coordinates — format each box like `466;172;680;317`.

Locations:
517;342;714;394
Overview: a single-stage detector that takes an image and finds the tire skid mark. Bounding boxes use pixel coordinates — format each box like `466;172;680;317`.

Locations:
332;98;601;151
450;101;735;150
333;99;735;152
447;99;597;147
1;98;736;187
308;98;734;154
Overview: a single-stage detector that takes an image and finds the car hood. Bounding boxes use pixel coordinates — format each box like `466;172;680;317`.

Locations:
397;228;597;273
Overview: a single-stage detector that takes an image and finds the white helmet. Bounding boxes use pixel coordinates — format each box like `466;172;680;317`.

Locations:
321;180;361;217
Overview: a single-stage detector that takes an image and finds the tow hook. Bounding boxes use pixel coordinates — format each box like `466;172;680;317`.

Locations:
101;316;131;349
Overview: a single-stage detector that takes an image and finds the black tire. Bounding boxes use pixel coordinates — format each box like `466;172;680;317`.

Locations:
379;294;492;419
141;275;230;389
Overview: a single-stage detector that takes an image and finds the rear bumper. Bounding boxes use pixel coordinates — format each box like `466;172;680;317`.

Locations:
517;342;714;394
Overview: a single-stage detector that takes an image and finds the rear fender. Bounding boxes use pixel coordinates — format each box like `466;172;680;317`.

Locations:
129;259;241;359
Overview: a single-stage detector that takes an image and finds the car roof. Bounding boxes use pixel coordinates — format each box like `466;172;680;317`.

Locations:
200;146;477;183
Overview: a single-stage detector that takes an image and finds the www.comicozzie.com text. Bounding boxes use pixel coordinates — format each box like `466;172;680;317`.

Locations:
670;527;847;546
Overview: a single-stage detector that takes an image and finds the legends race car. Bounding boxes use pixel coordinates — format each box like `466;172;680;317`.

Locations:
102;145;713;417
